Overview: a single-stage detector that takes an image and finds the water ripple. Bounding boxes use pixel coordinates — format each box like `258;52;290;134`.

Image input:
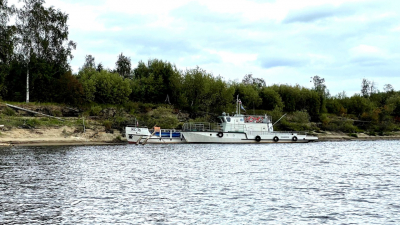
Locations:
1;141;400;224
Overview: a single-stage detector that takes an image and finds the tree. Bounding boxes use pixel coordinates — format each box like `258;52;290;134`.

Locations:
0;0;16;97
242;74;266;88
311;75;328;96
361;78;370;97
361;78;376;97
234;83;262;110
78;68;132;104
132;59;181;104
115;53;131;78
384;84;394;93
96;62;103;72
82;55;96;69
15;0;76;102
259;87;283;111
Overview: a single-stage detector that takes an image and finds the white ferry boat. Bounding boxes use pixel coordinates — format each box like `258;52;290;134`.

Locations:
125;126;186;144
181;98;318;143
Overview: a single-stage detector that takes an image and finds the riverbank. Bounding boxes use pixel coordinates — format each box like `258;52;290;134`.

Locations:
316;131;400;141
0;126;126;146
1;127;400;146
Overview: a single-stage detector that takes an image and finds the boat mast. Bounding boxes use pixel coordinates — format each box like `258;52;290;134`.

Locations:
236;95;240;115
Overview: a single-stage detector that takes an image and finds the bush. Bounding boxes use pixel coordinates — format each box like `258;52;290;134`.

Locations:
90;105;102;116
25;118;40;128
103;120;113;131
123;101;139;115
287;110;310;123
3;107;16;116
348;133;358;138
142;106;179;128
52;110;62;117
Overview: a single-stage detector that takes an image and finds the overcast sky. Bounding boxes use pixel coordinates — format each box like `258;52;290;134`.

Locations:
14;0;400;95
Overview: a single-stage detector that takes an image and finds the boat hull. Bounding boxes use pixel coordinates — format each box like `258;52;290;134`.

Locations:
182;131;317;143
126;126;186;144
132;137;186;144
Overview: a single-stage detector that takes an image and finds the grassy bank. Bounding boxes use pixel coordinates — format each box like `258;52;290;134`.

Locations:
1;101;400;142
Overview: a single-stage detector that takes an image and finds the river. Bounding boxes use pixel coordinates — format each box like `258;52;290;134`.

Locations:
1;141;400;224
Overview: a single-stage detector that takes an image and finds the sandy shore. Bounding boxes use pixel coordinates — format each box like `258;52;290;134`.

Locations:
316;131;400;141
0;126;126;146
1;127;399;147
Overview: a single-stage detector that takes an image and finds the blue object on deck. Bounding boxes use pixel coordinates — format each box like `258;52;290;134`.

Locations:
155;132;181;137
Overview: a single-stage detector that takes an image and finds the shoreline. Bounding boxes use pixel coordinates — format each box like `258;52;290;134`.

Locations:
1;131;400;147
0;126;126;147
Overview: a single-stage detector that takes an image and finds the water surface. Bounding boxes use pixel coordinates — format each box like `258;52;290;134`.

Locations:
1;141;400;224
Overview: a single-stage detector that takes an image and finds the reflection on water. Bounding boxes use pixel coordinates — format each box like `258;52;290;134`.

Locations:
1;141;400;224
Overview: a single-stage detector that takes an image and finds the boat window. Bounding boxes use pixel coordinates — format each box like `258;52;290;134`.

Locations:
226;117;231;122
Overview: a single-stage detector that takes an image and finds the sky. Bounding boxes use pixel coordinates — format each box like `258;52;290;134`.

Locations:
10;0;400;95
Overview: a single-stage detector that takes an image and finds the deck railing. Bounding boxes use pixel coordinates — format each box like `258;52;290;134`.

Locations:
182;122;223;132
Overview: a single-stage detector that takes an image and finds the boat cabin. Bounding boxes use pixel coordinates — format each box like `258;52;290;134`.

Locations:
218;112;274;133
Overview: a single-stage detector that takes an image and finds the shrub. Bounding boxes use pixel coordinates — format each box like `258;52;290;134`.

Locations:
103;120;113;131
90;105;102;116
287;110;310;123
52;110;62;117
3;107;15;116
348;133;358;138
26;118;40;128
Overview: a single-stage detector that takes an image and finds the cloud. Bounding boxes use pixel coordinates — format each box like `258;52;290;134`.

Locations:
283;3;356;23
171;1;241;24
258;55;309;69
33;0;400;95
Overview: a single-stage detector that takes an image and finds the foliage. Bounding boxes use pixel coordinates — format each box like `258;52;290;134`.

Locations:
78;68;132;104
286;110;310;124
259;87;284;111
90;105;102;116
242;74;266;89
179;67;235;115
25;118;40;128
132;59;181;104
3;106;15;116
115;53;131;78
233;83;261;110
2;0;76;103
56;71;84;106
348;133;358;138
82;55;96;69
103;120;112;131
144;106;179;129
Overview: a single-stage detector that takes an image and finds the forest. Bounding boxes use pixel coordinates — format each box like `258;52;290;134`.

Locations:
1;0;400;134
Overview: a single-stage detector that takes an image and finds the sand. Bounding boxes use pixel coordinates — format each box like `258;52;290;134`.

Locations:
0;126;126;146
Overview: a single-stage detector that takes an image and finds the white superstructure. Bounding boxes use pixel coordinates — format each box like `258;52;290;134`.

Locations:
181;97;318;143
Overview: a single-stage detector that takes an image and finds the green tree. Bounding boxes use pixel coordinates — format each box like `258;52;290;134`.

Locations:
242;74;266;89
259;87;284;110
115;53;131;79
233;83;262;111
0;0;16;98
77;67;97;102
132;59;181;104
386;94;400;118
82;55;96;69
78;68;132;104
56;71;84;105
15;0;76;102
